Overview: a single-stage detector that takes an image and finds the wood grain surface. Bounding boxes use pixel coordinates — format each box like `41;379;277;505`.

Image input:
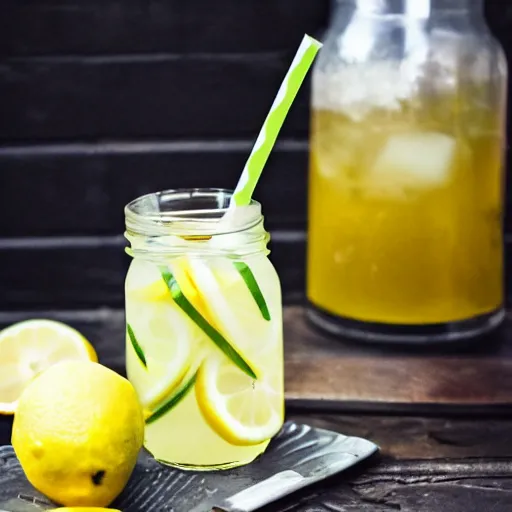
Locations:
2;306;512;510
2;443;512;511
288;414;512;460
1;305;511;411
2;411;512;462
279;459;512;512
285;307;512;411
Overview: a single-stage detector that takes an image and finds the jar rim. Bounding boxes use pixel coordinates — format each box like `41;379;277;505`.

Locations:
125;188;263;237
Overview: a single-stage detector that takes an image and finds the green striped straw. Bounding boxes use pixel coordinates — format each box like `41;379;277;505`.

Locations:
229;34;322;210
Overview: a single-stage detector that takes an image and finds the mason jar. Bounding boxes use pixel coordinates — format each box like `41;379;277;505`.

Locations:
124;188;284;469
307;0;508;343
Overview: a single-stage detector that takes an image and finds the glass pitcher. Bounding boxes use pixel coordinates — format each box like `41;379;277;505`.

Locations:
307;0;508;343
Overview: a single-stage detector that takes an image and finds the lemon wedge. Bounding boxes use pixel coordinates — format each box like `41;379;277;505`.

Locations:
196;354;284;446
0;319;97;414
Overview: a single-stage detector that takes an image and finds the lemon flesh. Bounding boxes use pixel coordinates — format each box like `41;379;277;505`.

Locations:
185;259;284;446
185;257;282;373
125;260;205;410
0;319;97;414
196;354;283;446
125;300;196;409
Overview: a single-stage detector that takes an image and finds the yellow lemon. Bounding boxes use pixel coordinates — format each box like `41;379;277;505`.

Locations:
49;509;121;512
12;361;144;507
0;319;98;414
195;354;283;446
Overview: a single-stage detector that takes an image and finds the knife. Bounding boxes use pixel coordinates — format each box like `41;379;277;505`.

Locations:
213;469;322;512
0;499;45;512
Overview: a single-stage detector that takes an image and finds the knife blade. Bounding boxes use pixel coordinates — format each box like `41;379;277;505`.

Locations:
0;495;53;512
213;470;309;512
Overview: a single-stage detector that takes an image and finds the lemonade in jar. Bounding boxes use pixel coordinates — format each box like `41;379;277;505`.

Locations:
124;189;284;469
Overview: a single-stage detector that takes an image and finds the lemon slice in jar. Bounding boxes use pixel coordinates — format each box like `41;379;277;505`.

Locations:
195;354;284;446
125;259;169;302
125;301;196;411
125;261;199;410
184;258;280;367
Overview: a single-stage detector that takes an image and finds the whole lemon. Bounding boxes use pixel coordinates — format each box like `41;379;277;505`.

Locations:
12;361;144;507
49;509;121;511
50;509;121;512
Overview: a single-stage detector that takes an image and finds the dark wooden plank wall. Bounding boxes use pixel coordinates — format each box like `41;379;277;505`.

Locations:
0;0;510;311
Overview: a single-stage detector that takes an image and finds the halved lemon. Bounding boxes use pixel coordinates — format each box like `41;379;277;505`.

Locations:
196;354;284;446
0;319;98;414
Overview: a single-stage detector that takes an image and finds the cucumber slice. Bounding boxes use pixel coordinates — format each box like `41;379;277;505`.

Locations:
127;323;147;368
145;370;197;424
233;261;271;321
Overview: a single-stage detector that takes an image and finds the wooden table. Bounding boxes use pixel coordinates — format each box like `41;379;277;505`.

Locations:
2;305;512;511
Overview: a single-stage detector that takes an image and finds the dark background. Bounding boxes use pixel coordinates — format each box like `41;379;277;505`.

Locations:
0;0;510;313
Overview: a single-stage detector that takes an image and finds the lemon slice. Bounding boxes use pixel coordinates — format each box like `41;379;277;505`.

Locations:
0;319;97;414
196;354;284;446
162;260;257;379
125;298;199;410
185;258;281;366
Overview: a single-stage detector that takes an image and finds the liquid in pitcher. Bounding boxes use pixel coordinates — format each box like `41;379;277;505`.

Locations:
308;87;504;325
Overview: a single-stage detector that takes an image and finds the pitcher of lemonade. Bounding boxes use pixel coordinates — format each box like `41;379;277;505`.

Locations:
308;0;508;343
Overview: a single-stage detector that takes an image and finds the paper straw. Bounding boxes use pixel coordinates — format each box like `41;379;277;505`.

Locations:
230;34;322;208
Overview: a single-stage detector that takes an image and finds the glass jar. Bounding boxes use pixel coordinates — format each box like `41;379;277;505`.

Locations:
307;0;508;343
124;188;284;469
